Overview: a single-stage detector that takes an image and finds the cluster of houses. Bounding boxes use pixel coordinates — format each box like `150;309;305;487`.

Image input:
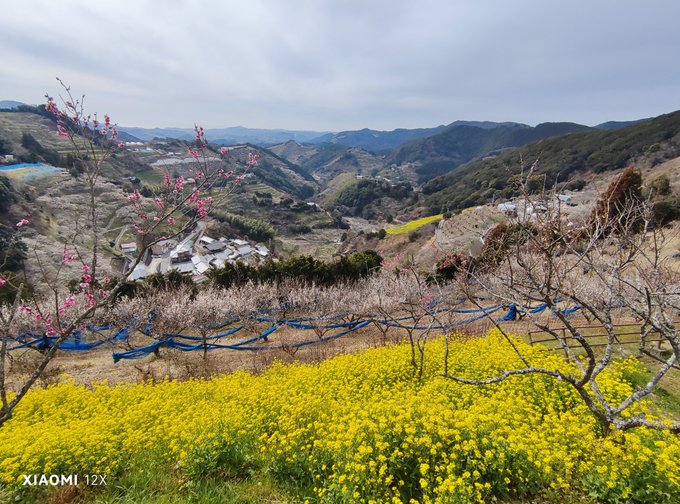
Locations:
125;235;270;283
497;194;577;216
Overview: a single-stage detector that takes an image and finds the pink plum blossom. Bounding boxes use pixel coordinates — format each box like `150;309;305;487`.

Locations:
62;245;75;264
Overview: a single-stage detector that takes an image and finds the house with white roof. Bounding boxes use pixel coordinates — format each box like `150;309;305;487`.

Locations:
127;263;149;281
171;261;194;275
237;245;254;258
191;255;212;274
255;244;270;257
170;241;193;263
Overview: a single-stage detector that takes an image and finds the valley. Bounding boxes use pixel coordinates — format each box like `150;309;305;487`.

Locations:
1;102;680;504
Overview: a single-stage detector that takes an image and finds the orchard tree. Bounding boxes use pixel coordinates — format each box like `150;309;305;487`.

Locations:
0;80;257;427
445;166;680;434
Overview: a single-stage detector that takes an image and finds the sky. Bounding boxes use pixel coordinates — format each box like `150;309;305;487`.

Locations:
1;0;679;132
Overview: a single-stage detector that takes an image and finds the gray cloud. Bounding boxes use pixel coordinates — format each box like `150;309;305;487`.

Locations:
1;0;679;131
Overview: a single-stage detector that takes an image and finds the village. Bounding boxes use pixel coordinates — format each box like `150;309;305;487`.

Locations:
120;223;270;284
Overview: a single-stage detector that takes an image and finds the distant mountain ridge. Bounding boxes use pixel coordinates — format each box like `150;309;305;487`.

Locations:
309;125;448;151
0;100;26;110
118;126;329;146
594;119;648;131
422;110;680;213
389;121;591;183
308;120;528;152
118;118;652;153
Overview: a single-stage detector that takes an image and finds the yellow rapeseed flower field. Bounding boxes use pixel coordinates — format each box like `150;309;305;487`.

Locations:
385;215;443;235
1;331;679;503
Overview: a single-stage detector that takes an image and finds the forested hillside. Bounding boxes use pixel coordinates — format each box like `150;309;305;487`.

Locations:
423;110;680;212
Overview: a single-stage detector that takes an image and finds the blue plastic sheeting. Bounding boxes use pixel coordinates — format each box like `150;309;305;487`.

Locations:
87;324;112;332
112;323;281;362
280;319;366;330
164;326;244;341
451;305;501;314
9;326;130;352
7;334;49;351
0;163;62;179
61;327;130;350
239;320;372;351
558;305;582;316
379;305;502;330
5;298;588;361
112;320;371;361
498;305;519;321
0;162;53;170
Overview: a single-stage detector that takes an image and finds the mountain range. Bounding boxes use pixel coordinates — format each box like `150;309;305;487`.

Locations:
118;126;328;146
1;103;678;269
119;119;646;152
422;111;680;212
0;100;26;110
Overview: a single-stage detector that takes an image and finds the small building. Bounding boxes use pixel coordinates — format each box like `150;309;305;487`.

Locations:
191;255;212;274
527;203;547;214
171;261;194;275
255;244;270;258
210;250;232;267
237;245;254;258
121;242;137;254
205;241;227;253
557;194;577;206
170;241;193;263
192;274;208;284
150;244;165;257
230;239;248;247
110;256;131;276
497;202;516;214
127;263;149;282
158;258;172;274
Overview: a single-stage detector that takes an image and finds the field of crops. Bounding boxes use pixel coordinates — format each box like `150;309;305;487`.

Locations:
385;214;443;235
2;332;679;503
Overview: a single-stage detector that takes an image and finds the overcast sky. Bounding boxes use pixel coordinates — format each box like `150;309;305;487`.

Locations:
1;0;679;132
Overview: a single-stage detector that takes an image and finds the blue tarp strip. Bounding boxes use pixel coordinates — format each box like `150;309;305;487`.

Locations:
8;326;130;352
164;326;245;341
7;300;587;361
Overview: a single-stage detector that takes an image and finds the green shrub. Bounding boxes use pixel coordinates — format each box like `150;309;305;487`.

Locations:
208;250;382;288
650;174;671;196
566;178;587;191
653;198;680;226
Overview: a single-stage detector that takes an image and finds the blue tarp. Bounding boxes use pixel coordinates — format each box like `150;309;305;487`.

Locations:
6;298;589;362
498;304;519;321
112;323;281;362
111;320;372;361
9;326;130;352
